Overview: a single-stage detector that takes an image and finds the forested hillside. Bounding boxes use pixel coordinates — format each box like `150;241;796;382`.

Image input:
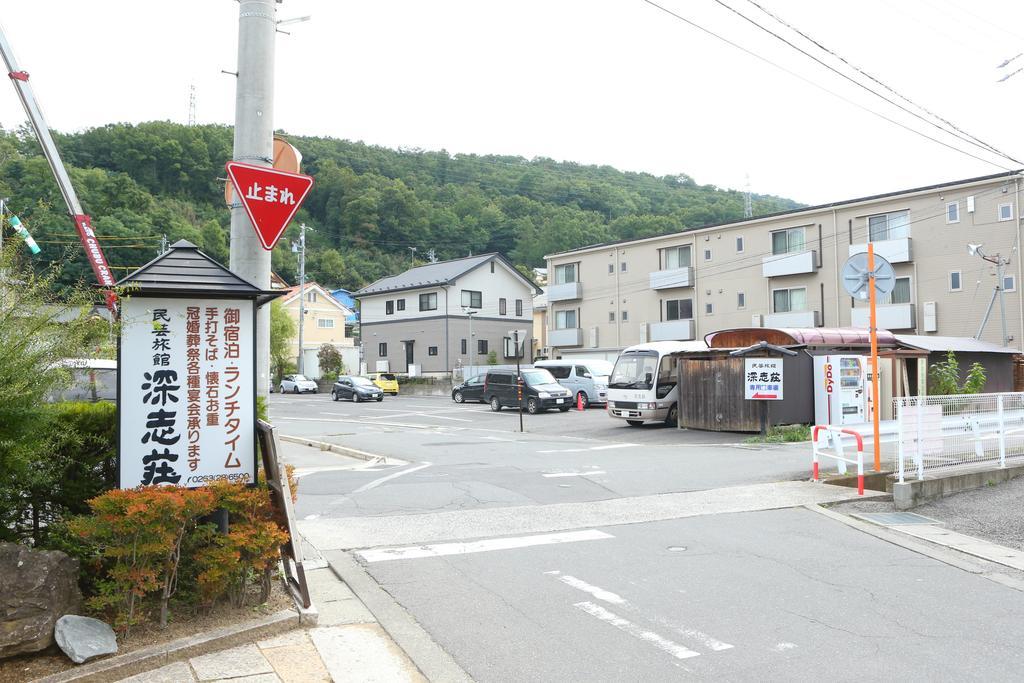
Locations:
0;121;801;291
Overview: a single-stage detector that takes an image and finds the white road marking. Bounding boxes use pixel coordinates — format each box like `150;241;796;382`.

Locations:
551;573;733;652
351;462;432;494
538;443;638;454
542;471;608;478
537;447;590;454
357;529;613;563
590;443;637;451
772;642;797;652
574;601;700;660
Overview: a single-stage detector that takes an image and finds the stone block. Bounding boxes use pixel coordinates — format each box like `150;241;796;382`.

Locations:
55;614;118;664
0;543;82;659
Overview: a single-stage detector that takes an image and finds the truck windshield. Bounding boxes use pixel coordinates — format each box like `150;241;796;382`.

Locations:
609;352;659;390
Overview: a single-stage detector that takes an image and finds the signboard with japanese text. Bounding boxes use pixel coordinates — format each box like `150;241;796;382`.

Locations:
118;297;256;488
225;161;314;250
744;357;783;400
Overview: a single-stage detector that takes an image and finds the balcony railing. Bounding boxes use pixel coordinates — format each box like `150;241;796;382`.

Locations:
549;327;583;347
649;266;694;290
764;310;821;327
547;281;582;302
851;303;915;330
649;319;696;342
849;237;912;264
762;250;817;277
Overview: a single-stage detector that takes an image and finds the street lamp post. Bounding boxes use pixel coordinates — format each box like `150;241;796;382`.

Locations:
464;307;478;374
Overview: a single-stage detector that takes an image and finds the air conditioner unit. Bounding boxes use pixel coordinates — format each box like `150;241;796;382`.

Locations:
589;326;599;348
750;314;763;327
924;301;938;332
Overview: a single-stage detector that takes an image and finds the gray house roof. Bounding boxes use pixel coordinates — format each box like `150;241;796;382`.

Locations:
355;253;542;297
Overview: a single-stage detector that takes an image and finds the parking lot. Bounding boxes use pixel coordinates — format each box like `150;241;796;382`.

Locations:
269;391;745;447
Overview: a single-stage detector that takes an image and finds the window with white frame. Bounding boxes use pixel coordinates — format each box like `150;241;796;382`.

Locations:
737;291;746;309
461;290;482;308
1004;275;1016;293
949;271;962;292
868;210;909;241
499;298;507;315
736;236;744;253
999;202;1014;221
378;343;387;356
515;299;523;316
609;311;615;323
771;227;806;255
704;248;712;261
608;263;614;274
664;298;693;321
554;263;577;284
883;277;912;305
621;261;627;272
772;287;807;313
622;310;628;322
662;245;691;269
317;318;335;329
555;309;577;329
705;302;714;315
946;201;960;224
306;291;317;302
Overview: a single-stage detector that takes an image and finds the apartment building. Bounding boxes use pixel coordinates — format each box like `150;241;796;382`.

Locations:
356;253;540;375
545;171;1024;360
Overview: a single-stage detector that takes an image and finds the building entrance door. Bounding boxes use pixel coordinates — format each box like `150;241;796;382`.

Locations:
404;340;414;372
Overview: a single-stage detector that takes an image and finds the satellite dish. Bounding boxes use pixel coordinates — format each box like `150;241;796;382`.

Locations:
841;252;895;301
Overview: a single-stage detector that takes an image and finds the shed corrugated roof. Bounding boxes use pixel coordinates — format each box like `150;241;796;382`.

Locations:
705;327;900;348
895;335;1021;355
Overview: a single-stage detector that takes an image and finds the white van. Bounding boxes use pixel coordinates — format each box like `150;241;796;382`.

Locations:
533;358;614;408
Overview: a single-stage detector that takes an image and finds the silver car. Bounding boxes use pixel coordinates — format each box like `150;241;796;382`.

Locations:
279;374;318;394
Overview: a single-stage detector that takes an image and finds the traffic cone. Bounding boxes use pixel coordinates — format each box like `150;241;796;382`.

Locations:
577;393;584;411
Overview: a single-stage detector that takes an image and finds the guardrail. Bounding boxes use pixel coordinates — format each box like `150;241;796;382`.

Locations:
812;425;866;495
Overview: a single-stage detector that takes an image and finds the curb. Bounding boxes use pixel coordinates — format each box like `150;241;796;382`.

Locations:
36;607;311;683
279;434;383;463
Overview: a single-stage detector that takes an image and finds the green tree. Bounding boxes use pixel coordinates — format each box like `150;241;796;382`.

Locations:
929;350;988;395
269;300;296;385
199;219;229;265
317;343;344;380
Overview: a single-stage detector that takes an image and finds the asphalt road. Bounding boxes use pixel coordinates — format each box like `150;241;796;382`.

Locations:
278;393;1024;681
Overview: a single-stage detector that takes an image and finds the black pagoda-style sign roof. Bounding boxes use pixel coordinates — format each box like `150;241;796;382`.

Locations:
115;240;282;306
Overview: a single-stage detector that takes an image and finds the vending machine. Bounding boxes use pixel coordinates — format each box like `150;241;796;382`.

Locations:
813;355;870;425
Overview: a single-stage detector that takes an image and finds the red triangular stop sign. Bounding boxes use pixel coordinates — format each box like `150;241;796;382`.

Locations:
225;161;314;250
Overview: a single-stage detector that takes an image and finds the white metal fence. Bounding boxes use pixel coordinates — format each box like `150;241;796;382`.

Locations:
895;392;1024;482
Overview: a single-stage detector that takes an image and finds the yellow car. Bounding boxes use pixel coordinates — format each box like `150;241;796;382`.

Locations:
368;372;400;395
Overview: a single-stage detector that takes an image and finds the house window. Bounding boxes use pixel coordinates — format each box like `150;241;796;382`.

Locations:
428;346;438;356
705;303;714;315
662;245;691;269
664;298;693;321
555;309;577;329
378;343;387;356
499;298;507;315
620;261;627;272
1004;275;1017;293
737;292;746;309
950;271;962;292
478;339;488;354
419;292;437;311
772;287;807;313
490;262;495;273
554;263;577;284
461;338;467;354
461;290;482;308
771;227;806;255
868;210;910;241
515;299;523;316
317;318;335;329
608;263;614;274
621;310;628;322
704;248;712;261
397;299;405;311
609;311;616;323
884;277;912;305
946;201;960;224
385;300;394;315
999;202;1014;221
736;236;744;253
306;291;317;302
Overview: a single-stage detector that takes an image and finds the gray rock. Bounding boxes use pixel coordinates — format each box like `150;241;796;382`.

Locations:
54;615;117;664
0;542;82;660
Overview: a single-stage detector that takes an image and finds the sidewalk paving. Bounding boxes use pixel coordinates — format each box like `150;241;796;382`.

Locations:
115;567;424;683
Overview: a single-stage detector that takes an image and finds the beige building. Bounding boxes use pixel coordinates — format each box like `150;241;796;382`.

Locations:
532;287;548;359
279;282;356;375
545;171;1024;360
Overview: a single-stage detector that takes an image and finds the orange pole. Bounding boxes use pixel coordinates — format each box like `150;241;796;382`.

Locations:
868;242;881;472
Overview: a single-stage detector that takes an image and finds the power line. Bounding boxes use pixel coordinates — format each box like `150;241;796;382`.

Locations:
740;0;1020;163
639;0;1017;170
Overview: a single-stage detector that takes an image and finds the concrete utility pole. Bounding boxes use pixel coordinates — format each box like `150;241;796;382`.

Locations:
294;223;309;374
229;0;277;396
465;308;477;373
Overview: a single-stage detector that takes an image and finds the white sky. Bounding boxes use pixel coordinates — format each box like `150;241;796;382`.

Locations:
2;0;1023;205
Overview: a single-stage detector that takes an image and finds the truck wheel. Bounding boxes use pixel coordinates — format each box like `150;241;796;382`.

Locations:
664;403;679;427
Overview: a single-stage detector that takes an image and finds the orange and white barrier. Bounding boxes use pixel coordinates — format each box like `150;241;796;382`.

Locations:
812;425;866;495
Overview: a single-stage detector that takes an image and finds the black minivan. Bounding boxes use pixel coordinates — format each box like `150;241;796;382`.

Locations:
483;368;573;414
